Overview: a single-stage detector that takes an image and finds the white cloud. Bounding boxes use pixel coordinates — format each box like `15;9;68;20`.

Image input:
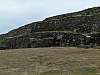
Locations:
0;0;100;34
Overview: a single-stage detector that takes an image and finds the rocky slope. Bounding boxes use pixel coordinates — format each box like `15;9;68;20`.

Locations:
1;7;100;49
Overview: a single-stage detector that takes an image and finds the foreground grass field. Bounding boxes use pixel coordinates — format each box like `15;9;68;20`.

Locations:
0;47;100;75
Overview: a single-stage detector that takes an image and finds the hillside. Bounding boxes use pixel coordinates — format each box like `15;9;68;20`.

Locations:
1;7;100;49
0;47;100;75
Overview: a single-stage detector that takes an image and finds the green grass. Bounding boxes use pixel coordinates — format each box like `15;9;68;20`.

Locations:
78;67;98;75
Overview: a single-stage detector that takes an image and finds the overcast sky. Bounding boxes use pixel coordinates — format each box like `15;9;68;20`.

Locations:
0;0;100;34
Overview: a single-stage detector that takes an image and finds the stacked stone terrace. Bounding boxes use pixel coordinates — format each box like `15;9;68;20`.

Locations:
0;7;100;49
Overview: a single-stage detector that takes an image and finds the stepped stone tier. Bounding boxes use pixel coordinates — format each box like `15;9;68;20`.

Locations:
0;7;100;49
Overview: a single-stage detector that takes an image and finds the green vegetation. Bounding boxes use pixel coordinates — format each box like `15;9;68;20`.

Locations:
0;36;7;45
41;70;61;75
78;67;98;75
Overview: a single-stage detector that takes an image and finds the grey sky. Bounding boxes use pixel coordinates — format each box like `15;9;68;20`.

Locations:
0;0;100;34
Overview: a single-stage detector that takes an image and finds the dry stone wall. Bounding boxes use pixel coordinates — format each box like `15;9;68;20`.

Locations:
0;7;100;49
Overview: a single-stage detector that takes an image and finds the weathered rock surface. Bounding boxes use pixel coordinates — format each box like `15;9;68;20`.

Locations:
1;7;100;49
